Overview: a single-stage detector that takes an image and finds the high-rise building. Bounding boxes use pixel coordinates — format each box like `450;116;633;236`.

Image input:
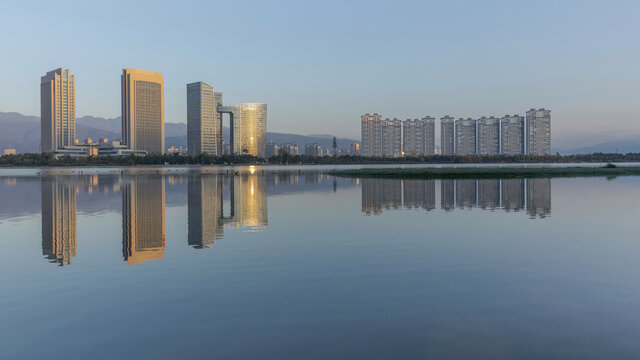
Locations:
41;177;77;266
382;118;402;157
350;142;360;155
361;113;382;157
279;143;298;155
403;117;434;156
41;68;75;152
305;143;323;157
501;115;525;155
121;68;165;154
187;82;220;156
477;116;500;155
440;115;455;155
232;103;267;157
526;108;551;155
122;175;165;265
455;118;477;155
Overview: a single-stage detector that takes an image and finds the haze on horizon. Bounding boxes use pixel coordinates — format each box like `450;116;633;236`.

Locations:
1;0;638;149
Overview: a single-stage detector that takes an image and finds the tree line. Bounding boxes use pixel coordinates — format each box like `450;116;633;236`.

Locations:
2;152;640;167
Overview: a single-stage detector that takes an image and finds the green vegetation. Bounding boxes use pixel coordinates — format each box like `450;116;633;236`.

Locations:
327;166;640;179
2;152;640;167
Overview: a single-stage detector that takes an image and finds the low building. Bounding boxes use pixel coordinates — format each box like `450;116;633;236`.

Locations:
167;146;187;155
304;143;323;157
279;143;298;156
265;143;279;158
98;141;147;156
3;149;16;156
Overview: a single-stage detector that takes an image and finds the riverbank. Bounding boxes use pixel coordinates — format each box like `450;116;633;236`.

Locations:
327;165;640;179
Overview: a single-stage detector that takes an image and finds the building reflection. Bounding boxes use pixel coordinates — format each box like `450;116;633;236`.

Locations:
221;173;268;231
41;177;78;266
188;173;224;248
527;178;551;218
361;178;551;218
122;175;166;265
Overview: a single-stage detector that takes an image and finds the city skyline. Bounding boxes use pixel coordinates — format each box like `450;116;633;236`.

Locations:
2;1;639;149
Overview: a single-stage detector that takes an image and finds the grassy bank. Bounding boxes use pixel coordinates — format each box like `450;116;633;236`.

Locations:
327;166;640;179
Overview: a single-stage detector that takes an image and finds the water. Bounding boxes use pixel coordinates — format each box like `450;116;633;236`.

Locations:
1;167;640;359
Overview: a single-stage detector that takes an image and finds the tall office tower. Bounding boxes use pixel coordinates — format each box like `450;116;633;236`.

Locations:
361;113;383;157
121;68;165;154
350;142;360;155
40;68;76;152
455;118;477;155
232;103;267;157
526;108;551;155
188;173;224;248
403;179;436;211
477;116;500;155
477;179;500;210
41;177;77;266
456;179;477;209
440;179;455;211
187;82;220;156
382;118;402;157
501;115;525;155
402;119;425;156
122;175;165;265
501;179;525;212
440;115;455;155
526;178;551;218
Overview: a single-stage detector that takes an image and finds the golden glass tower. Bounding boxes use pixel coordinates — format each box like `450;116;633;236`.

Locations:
121;68;165;154
40;68;75;152
232;103;267;157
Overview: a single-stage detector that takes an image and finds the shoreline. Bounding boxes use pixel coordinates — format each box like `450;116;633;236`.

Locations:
327;166;640;179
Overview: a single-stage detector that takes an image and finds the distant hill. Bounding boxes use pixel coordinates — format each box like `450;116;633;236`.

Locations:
560;139;640;155
0;111;357;153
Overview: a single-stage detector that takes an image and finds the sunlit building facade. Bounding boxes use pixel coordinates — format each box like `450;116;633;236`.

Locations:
41;68;75;152
121;68;165;154
187;82;220;156
361;113;382;157
232;103;267;157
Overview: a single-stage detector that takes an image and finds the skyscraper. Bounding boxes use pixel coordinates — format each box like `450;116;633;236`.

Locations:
440;115;455;155
121;68;165;154
40;68;75;152
526;108;551;155
455;118;477;155
477;116;500;155
187;82;220;156
501;115;525;155
232;103;267;157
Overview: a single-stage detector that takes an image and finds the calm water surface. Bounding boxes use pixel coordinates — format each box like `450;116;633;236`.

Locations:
1;167;640;359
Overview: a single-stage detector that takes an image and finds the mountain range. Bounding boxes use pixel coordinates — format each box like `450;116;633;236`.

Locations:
0;112;358;153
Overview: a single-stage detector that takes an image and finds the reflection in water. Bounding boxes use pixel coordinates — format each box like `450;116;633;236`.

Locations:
188;173;224;248
222;173;268;231
362;178;551;218
41;177;78;266
122;175;166;265
527;178;552;218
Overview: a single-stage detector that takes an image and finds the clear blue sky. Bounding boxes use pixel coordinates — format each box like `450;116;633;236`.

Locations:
1;0;638;148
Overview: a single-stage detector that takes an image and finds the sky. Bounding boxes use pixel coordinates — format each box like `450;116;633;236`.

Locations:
0;0;639;149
